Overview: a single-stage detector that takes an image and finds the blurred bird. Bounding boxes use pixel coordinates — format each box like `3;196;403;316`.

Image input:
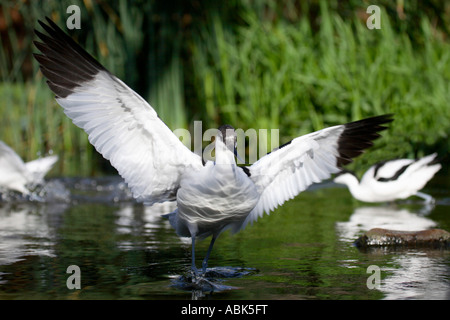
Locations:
0;141;58;195
334;153;441;203
34;18;392;276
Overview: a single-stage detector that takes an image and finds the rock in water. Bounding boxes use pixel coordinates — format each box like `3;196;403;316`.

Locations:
355;228;450;248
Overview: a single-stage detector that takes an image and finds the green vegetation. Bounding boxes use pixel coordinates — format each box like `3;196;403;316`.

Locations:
0;0;448;176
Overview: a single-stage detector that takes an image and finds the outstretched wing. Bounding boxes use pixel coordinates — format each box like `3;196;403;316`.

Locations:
245;115;393;227
34;18;202;204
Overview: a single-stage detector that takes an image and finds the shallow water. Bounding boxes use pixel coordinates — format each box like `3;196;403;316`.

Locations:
0;173;449;300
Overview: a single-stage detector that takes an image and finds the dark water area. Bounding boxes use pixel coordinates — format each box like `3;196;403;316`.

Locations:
0;172;449;300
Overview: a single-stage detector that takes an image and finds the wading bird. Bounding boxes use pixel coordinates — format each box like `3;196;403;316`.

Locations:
34;18;392;276
0;140;58;195
334;153;441;203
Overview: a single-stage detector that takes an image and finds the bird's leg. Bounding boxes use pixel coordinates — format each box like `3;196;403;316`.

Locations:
202;235;217;274
415;192;434;204
191;235;199;278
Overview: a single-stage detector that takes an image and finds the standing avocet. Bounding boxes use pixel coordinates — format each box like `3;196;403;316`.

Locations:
34;18;392;275
0;140;58;195
334;153;441;203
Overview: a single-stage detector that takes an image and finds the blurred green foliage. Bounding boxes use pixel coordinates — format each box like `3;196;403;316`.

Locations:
0;0;448;176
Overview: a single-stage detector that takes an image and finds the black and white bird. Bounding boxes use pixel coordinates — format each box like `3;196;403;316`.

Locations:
334;153;441;203
34;18;392;275
0;140;58;195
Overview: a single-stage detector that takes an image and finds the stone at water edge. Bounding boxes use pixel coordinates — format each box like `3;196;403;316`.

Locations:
354;228;450;247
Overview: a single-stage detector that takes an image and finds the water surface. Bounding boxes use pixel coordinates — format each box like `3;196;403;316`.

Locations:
0;173;449;300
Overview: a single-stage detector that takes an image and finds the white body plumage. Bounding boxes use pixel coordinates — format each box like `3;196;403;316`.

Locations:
169;138;260;239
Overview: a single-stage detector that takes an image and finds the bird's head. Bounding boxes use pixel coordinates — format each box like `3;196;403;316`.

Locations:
217;124;236;149
217;124;244;163
333;169;357;185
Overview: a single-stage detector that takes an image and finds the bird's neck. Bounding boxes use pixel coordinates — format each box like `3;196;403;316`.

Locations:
215;139;236;165
339;174;364;200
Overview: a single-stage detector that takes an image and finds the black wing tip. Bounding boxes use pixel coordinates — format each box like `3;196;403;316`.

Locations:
37;16;61;31
35;17;60;41
350;113;394;123
34;17;107;98
425;153;444;166
337;114;394;167
345;114;394;132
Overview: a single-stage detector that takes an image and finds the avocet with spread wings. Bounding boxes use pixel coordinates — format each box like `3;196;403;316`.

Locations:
34;18;392;276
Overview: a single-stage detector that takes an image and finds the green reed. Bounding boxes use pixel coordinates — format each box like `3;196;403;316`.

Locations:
190;1;450;171
0;0;448;176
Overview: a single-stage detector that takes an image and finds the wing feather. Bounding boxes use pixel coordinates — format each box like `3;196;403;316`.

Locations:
34;18;202;204
243;115;392;228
